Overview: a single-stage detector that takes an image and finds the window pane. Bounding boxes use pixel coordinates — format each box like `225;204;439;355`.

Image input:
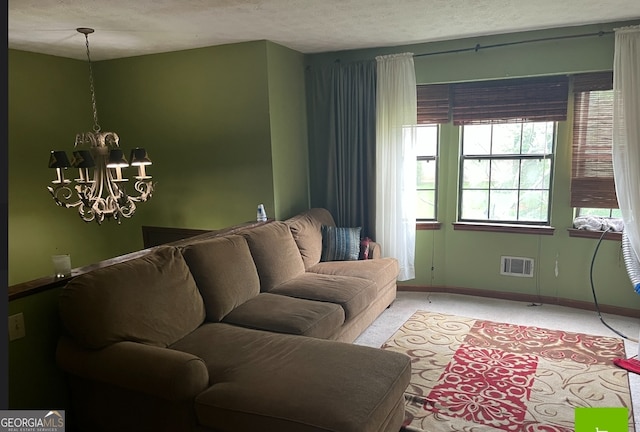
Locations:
520;159;551;189
417;190;435;219
416;125;438;156
492;124;522;154
416;125;439;221
578;207;623;218
489;190;518;220
490;160;520;189
523;122;554;154
462;159;490;188
463;124;491;155
580;208;612;217
460;190;489;220
519;190;549;221
417;160;436;189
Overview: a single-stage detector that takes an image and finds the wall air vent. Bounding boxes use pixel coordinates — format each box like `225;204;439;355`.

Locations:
500;256;534;278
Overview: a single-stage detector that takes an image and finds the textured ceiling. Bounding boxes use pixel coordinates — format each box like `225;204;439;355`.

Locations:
8;0;640;61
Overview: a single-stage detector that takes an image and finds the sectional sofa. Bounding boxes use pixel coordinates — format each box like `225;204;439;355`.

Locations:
56;208;411;432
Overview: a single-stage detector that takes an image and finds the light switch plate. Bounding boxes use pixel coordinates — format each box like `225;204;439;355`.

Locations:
8;313;26;341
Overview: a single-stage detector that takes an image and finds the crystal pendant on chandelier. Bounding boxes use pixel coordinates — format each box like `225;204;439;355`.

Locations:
47;28;155;224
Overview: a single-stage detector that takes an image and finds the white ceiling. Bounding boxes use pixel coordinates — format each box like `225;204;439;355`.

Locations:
8;0;640;61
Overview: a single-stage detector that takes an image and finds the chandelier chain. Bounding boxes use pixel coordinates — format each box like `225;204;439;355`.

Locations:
83;33;101;133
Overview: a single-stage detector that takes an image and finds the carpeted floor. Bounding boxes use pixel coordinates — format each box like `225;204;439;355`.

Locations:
354;291;640;430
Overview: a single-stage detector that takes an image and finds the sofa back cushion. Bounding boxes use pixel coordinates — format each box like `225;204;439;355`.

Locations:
285;208;336;269
181;235;260;322
59;247;205;350
242;222;305;291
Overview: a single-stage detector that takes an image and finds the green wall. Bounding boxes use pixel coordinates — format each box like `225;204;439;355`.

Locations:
8;50;135;287
306;21;640;311
266;41;311;220
94;41;275;229
7;40;309;409
9;40;309;286
7;289;68;409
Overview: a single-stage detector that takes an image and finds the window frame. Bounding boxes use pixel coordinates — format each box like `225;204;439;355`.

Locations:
457;121;557;226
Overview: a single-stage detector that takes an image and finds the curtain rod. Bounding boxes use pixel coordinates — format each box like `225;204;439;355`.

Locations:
414;30;613;58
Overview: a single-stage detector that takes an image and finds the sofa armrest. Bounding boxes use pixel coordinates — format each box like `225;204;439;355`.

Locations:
368;241;382;259
56;336;209;401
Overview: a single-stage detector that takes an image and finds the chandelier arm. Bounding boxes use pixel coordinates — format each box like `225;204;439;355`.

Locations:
47;184;83;209
92;161;106;208
105;165;137;219
77;202;97;223
118;198;137;218
128;180;155;203
104;166;122;217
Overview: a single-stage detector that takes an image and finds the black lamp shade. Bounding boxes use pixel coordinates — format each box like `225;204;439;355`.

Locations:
106;149;129;168
130;148;152;166
71;150;95;168
48;151;71;168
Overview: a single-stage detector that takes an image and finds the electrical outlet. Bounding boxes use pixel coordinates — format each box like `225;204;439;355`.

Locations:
8;313;26;341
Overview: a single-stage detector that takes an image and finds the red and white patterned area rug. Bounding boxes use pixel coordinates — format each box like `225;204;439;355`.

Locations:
381;311;635;432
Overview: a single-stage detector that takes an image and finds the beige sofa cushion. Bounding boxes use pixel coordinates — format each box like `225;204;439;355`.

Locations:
181;235;260;322
308;257;399;293
242;222;305;291
59;247;205;350
222;293;344;339
285;208;336;269
269;273;377;320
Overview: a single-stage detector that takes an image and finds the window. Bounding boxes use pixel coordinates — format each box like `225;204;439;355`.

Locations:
416;125;439;220
459;121;555;224
570;72;618;231
417;75;568;229
416;84;447;223
570;72;617;210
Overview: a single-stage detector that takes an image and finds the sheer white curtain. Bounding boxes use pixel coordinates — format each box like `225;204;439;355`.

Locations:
612;25;640;290
375;53;417;281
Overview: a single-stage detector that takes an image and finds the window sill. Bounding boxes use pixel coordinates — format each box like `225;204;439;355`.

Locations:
567;228;622;241
416;221;441;230
453;222;555;235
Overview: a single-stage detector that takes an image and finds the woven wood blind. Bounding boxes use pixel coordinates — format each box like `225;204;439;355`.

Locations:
570;71;617;208
417;84;450;124
451;76;569;125
417;76;569;125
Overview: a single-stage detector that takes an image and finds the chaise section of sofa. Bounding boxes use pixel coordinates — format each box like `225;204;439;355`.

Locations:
171;323;410;432
56;208;408;432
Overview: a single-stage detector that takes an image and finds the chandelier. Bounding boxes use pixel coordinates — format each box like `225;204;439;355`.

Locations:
47;27;154;224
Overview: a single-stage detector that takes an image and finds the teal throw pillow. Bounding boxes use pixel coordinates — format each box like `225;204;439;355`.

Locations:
321;225;362;261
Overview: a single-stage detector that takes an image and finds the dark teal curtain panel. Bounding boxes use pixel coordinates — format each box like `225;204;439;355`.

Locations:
306;60;376;238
